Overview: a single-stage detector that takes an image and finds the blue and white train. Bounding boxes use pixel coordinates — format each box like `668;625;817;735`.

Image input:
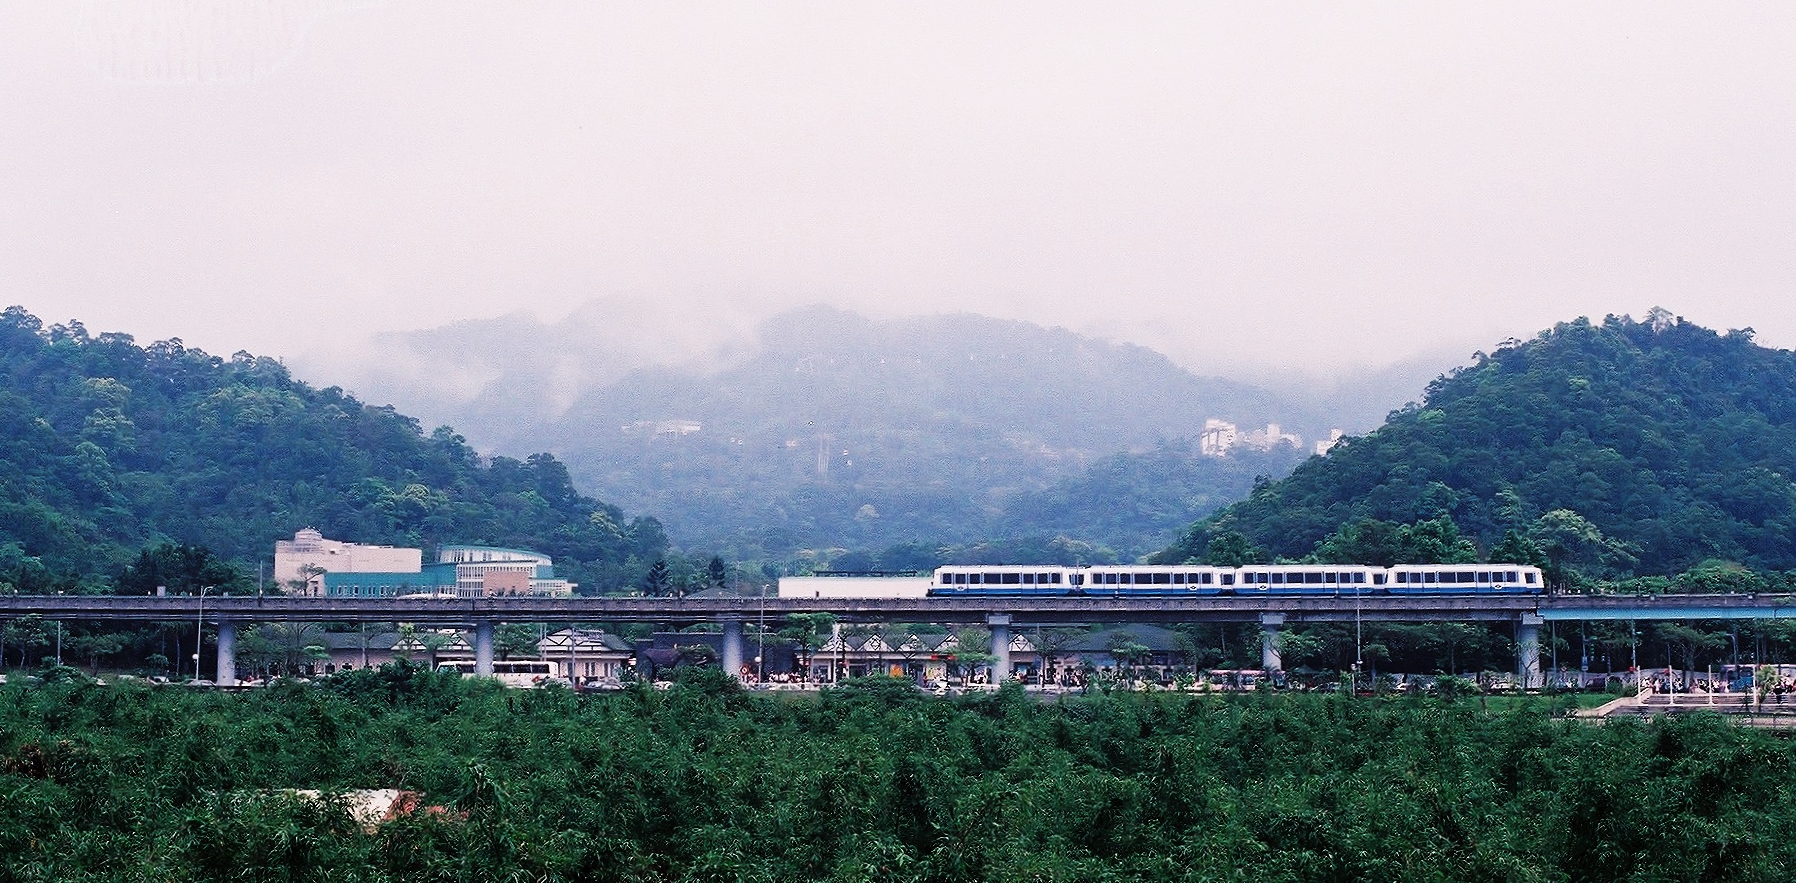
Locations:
928;563;1542;596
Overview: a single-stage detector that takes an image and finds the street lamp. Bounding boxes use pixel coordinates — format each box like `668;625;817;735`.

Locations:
195;585;209;680
1354;574;1364;689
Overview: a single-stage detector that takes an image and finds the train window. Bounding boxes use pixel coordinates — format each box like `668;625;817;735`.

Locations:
1504;571;1516;582
1424;573;1437;584
1457;572;1474;583
1023;573;1036;584
1154;573;1171;584
1049;573;1061;584
1306;573;1323;584
1373;573;1386;584
1201;573;1213;584
1105;573;1118;584
1221;574;1235;585
1476;572;1489;582
1323;572;1336;583
1525;572;1537;583
1396;573;1408;584
1173;573;1186;584
1001;573;1021;584
956;574;968;584
1270;573;1285;585
1070;574;1084;585
1353;573;1366;583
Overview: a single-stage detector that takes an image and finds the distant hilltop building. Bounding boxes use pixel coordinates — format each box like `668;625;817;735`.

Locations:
1199;419;1238;456
1200;420;1310;456
272;530;574;598
622;419;702;437
1314;429;1345;456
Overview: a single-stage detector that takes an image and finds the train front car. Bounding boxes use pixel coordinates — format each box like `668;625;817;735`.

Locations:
1079;565;1234;597
1387;564;1544;595
930;565;1080;596
1236;565;1384;596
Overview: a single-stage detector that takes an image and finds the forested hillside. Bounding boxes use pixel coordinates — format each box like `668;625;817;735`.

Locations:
0;308;666;593
1162;311;1796;579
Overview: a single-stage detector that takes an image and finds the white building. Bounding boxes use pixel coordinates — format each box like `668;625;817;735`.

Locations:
1199;419;1238;457
1239;422;1303;452
1314;429;1344;456
436;545;576;597
273;529;422;597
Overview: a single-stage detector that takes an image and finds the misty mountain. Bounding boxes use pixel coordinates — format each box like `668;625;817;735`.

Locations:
320;304;1342;557
531;306;1322;556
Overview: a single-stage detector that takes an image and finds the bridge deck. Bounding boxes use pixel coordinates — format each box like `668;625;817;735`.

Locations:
0;593;1791;624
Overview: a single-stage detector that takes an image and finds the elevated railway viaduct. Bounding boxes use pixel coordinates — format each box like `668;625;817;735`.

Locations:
3;593;1791;687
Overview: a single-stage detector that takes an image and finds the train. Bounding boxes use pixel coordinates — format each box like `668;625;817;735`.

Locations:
927;563;1543;596
775;563;1543;599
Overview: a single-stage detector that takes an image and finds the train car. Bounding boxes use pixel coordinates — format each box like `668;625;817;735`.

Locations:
1079;565;1235;596
779;575;932;599
930;565;1080;596
1234;565;1384;596
1386;563;1542;595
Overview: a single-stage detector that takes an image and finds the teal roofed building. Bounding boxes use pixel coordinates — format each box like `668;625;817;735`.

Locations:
319;544;576;598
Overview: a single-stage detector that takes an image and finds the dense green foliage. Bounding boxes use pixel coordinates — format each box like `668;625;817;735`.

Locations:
0;308;666;593
1163;312;1796;577
4;667;1796;881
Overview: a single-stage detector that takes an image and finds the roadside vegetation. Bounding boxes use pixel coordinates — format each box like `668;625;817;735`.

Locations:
3;664;1795;882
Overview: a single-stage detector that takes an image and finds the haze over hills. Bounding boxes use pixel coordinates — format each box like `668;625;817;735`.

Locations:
1160;310;1796;580
321;305;1328;557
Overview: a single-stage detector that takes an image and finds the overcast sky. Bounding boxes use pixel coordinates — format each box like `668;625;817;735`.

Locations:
3;2;1794;383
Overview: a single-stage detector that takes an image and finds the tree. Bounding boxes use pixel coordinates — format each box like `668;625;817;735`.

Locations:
1201;530;1268;567
1489;529;1549;568
779;613;836;680
66;630;128;674
707;556;729;591
116;542;249;595
1530;509;1638;584
495;624;539;660
1655;623;1727;677
1033;626;1088;686
2;615;49;669
642;559;670;597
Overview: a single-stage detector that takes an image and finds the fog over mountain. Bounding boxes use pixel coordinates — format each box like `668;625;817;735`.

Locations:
308;305;1339;556
309;301;1439;452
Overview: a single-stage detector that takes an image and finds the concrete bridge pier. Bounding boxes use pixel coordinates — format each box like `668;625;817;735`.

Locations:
1260;613;1285;673
216;620;237;686
1517;613;1544;690
474;620;495;677
720;618;744;680
988;613;1012;682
